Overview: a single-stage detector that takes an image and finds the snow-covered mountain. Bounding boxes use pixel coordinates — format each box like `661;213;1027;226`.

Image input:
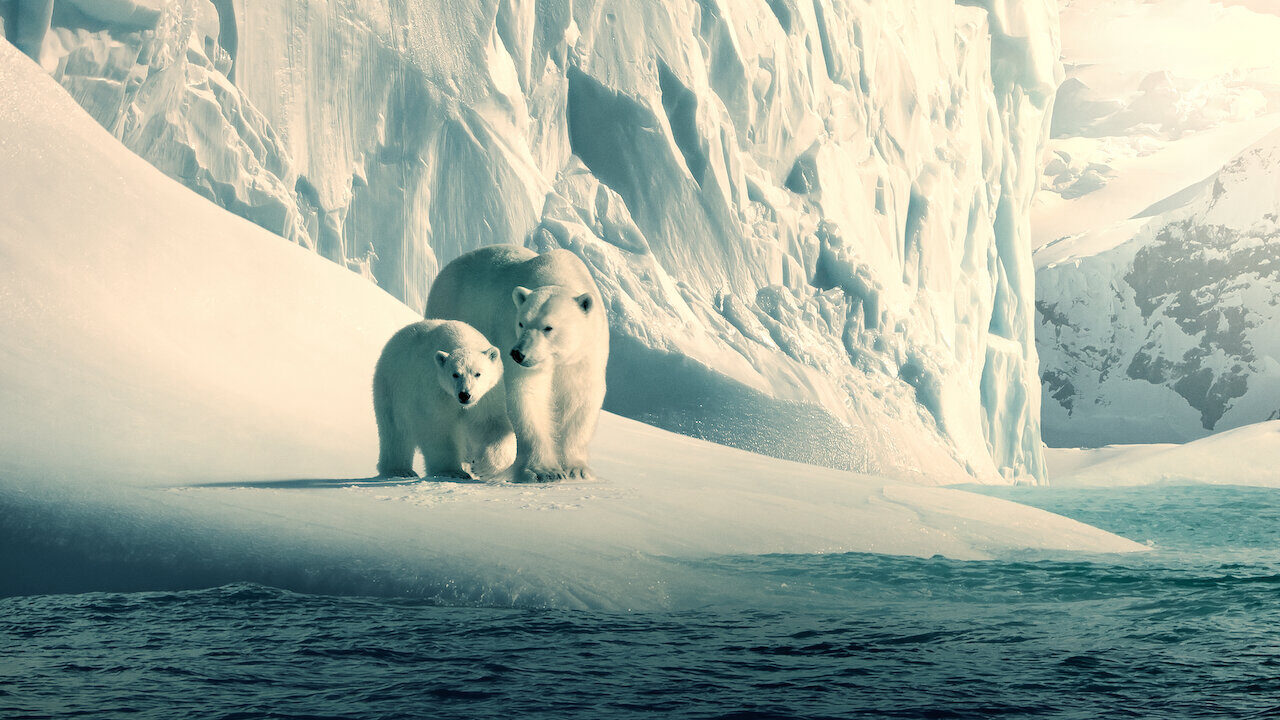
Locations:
5;0;1060;482
1034;0;1280;447
1037;129;1280;446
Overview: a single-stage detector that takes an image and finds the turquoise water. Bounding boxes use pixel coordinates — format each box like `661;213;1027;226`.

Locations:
4;484;1280;719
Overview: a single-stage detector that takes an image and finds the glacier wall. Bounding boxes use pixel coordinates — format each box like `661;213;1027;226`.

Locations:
7;0;1058;482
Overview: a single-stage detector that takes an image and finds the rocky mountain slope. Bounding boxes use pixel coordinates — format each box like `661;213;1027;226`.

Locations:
1038;129;1280;445
1034;0;1280;447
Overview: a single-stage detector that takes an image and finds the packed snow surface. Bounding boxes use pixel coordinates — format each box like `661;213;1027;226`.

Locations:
8;0;1064;483
0;43;1142;605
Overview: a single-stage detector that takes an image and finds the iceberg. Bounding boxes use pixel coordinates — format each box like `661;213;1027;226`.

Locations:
12;0;1063;483
0;43;1142;606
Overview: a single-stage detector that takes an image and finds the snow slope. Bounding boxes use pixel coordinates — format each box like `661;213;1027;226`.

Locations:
1033;112;1280;249
0;44;1142;605
8;0;1062;483
1046;421;1280;488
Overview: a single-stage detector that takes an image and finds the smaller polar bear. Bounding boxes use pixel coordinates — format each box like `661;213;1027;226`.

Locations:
425;245;608;483
373;320;515;479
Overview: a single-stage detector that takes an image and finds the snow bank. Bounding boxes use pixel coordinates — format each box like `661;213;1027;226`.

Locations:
1046;422;1280;488
10;0;1062;483
0;43;1142;605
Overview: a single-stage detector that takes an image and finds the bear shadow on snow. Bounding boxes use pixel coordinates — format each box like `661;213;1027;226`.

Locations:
184;474;487;490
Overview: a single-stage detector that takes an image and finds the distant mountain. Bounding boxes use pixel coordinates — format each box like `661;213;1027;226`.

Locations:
1037;129;1280;446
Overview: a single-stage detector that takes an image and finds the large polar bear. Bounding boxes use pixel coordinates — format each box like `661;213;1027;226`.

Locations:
373;320;515;479
425;245;608;483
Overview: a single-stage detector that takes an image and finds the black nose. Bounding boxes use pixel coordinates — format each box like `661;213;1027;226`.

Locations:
458;392;471;404
510;349;524;363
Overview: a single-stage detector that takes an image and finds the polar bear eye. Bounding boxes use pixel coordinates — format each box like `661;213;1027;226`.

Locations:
452;373;460;379
518;322;524;328
544;326;553;333
473;372;480;378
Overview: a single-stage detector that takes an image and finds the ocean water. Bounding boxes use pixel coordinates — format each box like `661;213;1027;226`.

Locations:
4;484;1280;719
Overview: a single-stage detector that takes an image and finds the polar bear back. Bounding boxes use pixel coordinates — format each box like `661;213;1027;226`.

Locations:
379;318;491;366
425;245;601;349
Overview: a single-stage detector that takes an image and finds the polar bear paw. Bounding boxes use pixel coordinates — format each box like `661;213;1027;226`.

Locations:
563;465;594;481
429;467;475;481
515;464;569;484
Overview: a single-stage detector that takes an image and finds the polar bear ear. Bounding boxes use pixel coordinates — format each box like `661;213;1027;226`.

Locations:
485;347;499;362
512;286;532;307
575;293;593;314
435;350;450;367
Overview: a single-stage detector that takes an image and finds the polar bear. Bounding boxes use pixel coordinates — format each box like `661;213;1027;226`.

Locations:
425;245;608;483
372;319;515;479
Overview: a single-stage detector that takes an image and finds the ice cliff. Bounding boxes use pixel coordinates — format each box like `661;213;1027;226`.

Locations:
4;0;1060;482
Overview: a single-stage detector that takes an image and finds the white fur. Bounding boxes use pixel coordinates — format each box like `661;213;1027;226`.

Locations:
373;320;514;479
425;245;609;483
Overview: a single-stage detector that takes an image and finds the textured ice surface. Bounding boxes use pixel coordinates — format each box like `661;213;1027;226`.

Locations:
0;44;1142;603
8;0;1061;483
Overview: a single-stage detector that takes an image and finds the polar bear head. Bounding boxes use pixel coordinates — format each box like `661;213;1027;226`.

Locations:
509;286;595;368
435;345;502;407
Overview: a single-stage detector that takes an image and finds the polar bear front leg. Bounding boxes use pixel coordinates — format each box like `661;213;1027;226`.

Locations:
507;368;565;482
421;432;473;480
377;431;417;478
559;366;606;480
375;403;418;478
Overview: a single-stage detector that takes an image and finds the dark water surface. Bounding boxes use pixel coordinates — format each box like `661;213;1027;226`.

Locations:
4;484;1280;719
